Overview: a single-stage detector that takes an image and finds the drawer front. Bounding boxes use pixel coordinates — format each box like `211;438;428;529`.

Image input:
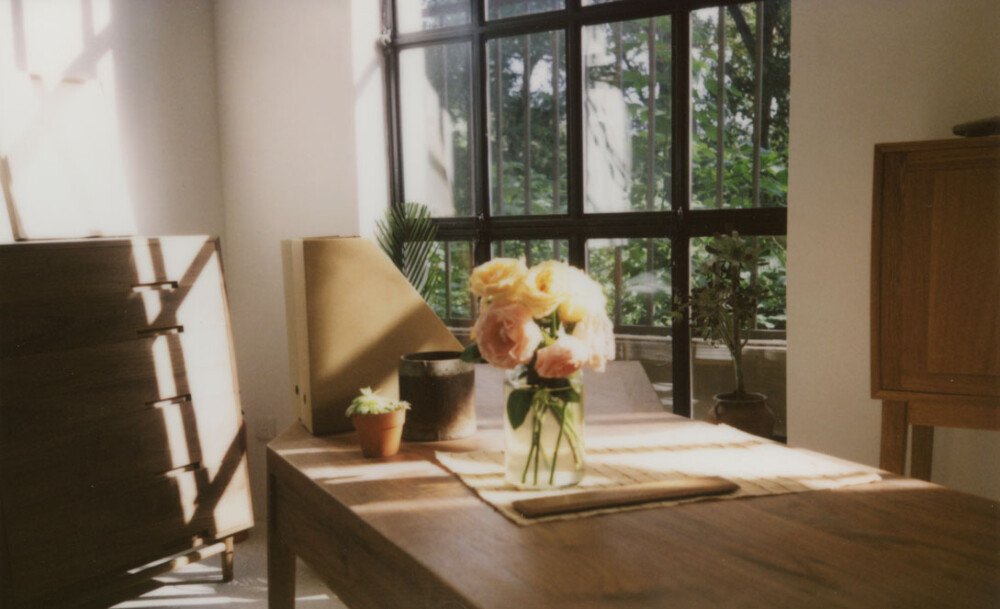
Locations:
0;266;227;359
3;456;253;599
1;393;243;503
0;328;237;427
0;236;220;302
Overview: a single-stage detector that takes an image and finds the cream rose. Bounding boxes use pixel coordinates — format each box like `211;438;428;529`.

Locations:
558;266;608;324
469;258;527;300
518;260;570;318
473;299;543;369
572;312;616;372
534;335;589;378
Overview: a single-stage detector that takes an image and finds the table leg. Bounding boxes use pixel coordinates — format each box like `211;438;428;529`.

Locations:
268;475;296;609
910;425;934;481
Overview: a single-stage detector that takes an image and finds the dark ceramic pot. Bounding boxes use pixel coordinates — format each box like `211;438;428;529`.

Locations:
399;351;476;441
707;392;774;439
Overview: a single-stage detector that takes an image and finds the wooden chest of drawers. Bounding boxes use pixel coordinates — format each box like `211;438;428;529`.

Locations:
0;236;253;608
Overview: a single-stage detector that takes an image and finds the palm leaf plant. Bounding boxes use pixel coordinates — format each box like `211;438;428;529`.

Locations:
375;202;438;301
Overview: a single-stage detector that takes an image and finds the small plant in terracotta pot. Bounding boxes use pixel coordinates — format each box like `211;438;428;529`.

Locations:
346;388;410;458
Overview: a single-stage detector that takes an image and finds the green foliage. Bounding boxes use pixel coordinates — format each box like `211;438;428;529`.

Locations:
506;388;533;430
375;202;439;301
413;1;790;334
345;388;410;417
674;232;766;396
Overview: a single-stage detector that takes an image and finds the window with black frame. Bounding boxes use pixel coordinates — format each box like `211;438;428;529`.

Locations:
384;0;789;430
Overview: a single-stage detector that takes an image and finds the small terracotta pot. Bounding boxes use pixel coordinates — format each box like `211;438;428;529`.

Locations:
707;392;774;439
352;409;406;458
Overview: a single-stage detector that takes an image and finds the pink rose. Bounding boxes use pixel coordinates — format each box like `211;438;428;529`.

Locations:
474;299;543;369
535;335;589;378
572;313;616;372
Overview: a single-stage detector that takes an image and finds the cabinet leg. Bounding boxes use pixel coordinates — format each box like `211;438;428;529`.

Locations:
221;536;235;582
880;401;908;475
911;426;934;481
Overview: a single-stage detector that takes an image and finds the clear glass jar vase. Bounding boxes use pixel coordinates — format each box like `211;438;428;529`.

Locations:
503;367;586;489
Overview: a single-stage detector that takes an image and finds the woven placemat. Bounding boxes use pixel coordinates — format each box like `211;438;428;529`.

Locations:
435;422;882;525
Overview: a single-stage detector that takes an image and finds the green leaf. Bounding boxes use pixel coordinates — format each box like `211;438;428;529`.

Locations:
507;389;533;430
375;202;439;301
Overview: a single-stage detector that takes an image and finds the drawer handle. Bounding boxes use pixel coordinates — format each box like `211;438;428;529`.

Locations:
147;394;192;408
137;325;184;338
159;461;202;479
131;281;179;292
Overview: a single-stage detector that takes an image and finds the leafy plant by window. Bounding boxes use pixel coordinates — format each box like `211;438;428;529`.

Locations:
674;232;765;396
375;202;439;301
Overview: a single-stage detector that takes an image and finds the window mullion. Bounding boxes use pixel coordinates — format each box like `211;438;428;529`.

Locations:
472;0;491;265
715;5;726;210
671;9;692;419
566;13;584;268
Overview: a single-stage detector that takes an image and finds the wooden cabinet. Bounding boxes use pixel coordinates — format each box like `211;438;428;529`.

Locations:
871;136;1000;478
0;236;253;608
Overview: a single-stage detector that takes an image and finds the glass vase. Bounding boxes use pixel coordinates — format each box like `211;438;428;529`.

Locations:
503;367;586;489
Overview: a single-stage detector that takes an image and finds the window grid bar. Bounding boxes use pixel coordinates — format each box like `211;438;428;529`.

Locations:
670;10;692;418
393;0;754;48
522;34;532;217
444;241;454;316
552;29;561;214
646;19;657;325
388;1;786;418
715;5;726;209
749;2;766;331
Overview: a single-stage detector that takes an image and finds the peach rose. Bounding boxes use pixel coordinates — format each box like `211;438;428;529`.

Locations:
535;335;590;378
518;260;570;318
469;258;527;300
558;266;608;324
473;299;543;369
572;313;616;372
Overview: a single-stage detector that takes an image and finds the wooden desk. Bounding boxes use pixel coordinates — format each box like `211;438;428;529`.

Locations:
267;363;999;608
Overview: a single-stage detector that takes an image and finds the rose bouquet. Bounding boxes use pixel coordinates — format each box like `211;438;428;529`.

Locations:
462;258;615;488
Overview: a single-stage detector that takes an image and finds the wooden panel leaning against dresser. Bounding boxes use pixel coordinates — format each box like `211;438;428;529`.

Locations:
871;136;1000;478
0;236;253;609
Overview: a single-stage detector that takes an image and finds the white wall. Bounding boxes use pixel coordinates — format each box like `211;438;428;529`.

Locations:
214;0;387;514
787;0;1000;500
0;0;223;239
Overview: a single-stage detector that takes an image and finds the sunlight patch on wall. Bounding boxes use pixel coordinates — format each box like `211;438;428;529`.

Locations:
0;0;134;240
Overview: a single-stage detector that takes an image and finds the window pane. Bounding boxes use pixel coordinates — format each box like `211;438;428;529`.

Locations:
486;0;562;21
493;239;568;265
690;235;785;330
690;2;790;210
586;238;671;328
400;43;474;217
426;240;475;320
582;18;671;214
396;0;471;34
488;31;567;216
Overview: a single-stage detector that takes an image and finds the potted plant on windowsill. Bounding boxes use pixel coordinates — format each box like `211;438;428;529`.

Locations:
673;232;775;439
347;388;411;458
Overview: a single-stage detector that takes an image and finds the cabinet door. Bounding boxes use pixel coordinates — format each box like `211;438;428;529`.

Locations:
874;138;1000;398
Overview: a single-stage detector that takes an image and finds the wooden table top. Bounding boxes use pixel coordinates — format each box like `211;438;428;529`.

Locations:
267;363;1000;609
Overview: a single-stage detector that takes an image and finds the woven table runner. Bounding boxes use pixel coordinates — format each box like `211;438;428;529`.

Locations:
435;422;882;525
